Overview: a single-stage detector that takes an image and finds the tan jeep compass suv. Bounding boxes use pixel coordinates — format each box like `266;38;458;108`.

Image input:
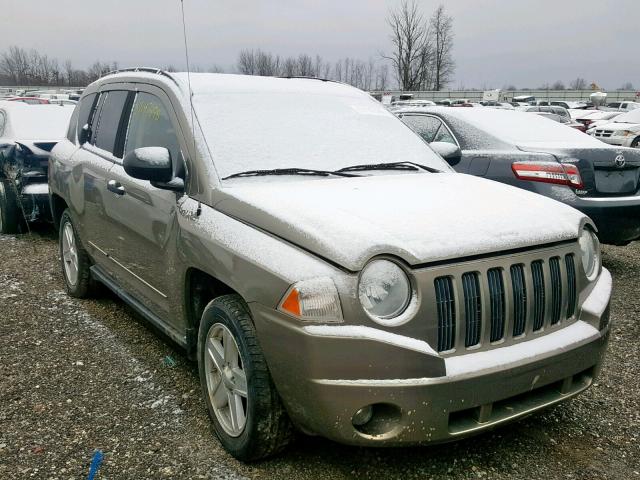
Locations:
49;68;612;461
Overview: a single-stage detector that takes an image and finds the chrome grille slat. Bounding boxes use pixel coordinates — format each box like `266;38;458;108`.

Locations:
565;254;577;318
435;277;456;351
549;257;562;325
531;260;545;331
462;273;481;347
487;268;505;342
511;264;527;336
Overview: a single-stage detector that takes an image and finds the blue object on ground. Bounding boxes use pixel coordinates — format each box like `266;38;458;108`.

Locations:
87;449;104;480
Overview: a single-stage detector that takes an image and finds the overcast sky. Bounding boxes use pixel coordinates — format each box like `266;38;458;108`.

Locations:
5;0;639;89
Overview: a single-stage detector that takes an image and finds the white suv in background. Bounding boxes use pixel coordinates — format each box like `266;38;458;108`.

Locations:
589;109;640;148
605;101;640;112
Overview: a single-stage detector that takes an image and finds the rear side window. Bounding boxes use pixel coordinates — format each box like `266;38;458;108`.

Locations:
124;92;181;164
93;90;129;155
75;93;98;141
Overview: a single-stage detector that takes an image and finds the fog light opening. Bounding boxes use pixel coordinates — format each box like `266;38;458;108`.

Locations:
352;405;374;427
351;403;402;437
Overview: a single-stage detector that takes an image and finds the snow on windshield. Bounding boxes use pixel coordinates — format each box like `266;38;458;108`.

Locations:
180;74;450;179
2;103;74;140
445;108;604;148
614;109;640;124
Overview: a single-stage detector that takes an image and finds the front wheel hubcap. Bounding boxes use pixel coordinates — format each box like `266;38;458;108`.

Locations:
61;222;79;286
205;323;248;437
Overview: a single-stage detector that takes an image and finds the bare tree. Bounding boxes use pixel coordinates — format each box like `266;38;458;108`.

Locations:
208;64;225;73
619;82;634;90
296;54;314;76
383;0;432;91
281;57;297;77
569;77;587;90
551;80;565;90
430;5;455;90
375;64;390;90
237;49;257;75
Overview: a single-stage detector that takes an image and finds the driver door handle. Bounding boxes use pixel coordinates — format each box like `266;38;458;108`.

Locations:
107;179;125;195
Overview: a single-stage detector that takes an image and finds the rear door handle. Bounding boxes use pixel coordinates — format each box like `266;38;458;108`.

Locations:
107;179;125;195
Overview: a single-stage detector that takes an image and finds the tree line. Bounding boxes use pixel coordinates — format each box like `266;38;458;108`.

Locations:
234;50;391;91
0;1;457;91
0;46;119;87
233;1;455;92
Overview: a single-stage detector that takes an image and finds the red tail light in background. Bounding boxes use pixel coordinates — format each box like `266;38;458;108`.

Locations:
512;161;584;189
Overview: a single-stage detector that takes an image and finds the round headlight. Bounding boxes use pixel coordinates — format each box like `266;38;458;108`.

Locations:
358;260;411;321
579;228;600;279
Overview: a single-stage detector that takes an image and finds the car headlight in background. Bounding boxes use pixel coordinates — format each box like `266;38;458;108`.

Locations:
616;130;633;137
358;259;412;323
579;228;600;279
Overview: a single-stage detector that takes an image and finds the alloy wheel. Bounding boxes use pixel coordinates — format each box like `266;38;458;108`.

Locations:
61;222;79;286
204;323;248;437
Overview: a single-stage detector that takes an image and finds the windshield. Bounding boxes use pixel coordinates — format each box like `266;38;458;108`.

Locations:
615;109;640;123
189;82;450;179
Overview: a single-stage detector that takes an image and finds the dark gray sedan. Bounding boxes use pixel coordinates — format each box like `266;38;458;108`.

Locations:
399;107;640;245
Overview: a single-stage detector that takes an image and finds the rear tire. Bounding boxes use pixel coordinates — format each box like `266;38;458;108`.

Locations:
0;179;23;234
198;295;293;461
59;209;95;298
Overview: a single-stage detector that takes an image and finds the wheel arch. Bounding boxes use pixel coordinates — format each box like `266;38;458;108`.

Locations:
50;193;69;231
184;267;242;357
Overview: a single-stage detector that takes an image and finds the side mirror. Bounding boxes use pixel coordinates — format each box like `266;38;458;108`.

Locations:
430;141;462;164
78;123;91;144
123;147;173;183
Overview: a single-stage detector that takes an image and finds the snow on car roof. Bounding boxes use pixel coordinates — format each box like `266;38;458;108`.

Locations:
0;101;74;140
612;108;640;124
434;106;605;148
172;72;363;97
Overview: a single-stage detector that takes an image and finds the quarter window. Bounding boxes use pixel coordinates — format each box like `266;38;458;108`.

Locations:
432;123;457;145
124;92;181;164
0;111;6;137
402;115;442;143
93;90;128;155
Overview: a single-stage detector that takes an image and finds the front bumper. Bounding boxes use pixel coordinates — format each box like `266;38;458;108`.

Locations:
591;135;636;147
252;269;612;446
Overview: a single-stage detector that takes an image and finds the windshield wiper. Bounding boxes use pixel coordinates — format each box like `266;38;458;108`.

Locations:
223;167;360;180
336;161;440;173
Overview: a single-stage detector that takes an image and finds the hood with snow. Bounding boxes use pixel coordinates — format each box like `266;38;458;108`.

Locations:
214;173;586;271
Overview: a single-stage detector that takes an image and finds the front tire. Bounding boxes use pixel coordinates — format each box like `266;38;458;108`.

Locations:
0;179;22;234
198;295;292;461
630;137;640;149
59;209;94;298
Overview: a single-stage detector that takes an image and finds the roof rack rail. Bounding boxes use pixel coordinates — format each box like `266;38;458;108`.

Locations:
279;75;341;85
102;67;178;85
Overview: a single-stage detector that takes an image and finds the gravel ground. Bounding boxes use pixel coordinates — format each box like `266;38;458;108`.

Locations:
0;229;638;480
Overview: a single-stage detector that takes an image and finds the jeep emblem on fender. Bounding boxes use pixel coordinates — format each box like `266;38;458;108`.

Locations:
615;152;626;168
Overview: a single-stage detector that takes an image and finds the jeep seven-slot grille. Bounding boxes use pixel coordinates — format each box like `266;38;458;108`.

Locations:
435;254;577;353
